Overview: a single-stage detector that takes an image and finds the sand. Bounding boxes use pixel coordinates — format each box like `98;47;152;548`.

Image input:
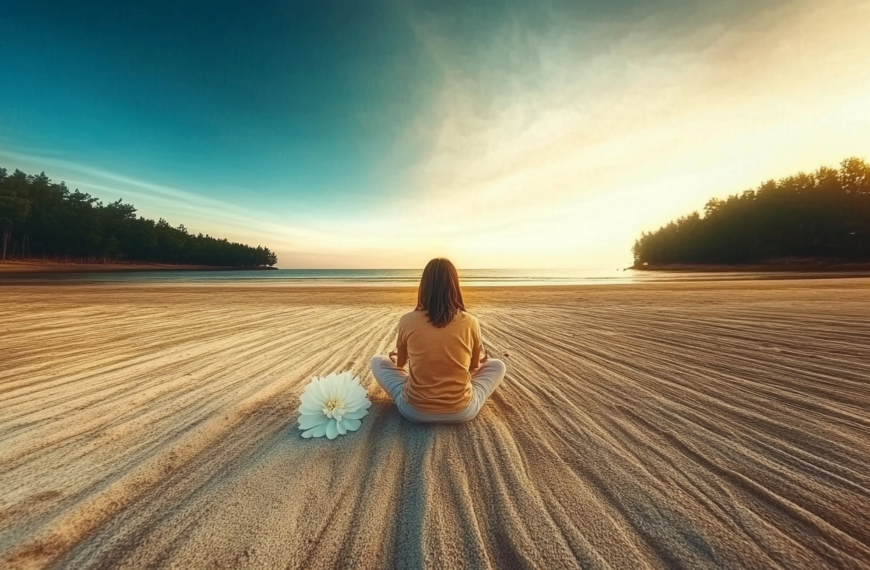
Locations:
1;279;869;569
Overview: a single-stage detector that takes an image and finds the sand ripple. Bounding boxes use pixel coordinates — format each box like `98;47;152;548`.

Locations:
1;280;869;569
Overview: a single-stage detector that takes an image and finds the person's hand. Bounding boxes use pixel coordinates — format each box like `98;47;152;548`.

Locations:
389;350;398;364
478;347;489;365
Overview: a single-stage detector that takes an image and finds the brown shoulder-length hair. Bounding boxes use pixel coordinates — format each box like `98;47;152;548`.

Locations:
416;258;465;328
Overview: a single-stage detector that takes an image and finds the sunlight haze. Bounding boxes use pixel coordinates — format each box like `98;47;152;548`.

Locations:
2;0;868;268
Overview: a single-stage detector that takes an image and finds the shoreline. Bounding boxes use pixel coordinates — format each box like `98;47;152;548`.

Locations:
3;269;870;287
633;261;870;272
0;260;278;274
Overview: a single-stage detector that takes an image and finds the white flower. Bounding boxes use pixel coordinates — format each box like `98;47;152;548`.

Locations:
298;371;371;439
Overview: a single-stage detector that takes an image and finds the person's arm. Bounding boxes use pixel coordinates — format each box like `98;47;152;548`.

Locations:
391;345;408;368
470;345;481;372
469;318;487;371
470;345;489;371
390;322;409;368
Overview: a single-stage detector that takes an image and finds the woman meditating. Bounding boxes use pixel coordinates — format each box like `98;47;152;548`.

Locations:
370;258;506;423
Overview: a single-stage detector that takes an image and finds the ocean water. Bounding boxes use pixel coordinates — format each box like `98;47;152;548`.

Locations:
3;268;652;286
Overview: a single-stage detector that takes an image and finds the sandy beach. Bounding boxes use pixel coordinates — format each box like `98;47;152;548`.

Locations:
1;279;869;569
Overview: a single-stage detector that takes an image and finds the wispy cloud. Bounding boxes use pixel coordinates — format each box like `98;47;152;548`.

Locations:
369;0;870;267
3;1;869;268
0;148;368;264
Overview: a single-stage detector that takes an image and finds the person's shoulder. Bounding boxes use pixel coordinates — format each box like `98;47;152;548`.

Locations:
399;310;424;326
458;311;479;326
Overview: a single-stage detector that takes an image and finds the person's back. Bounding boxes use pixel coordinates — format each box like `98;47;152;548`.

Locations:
370;258;506;423
398;309;480;414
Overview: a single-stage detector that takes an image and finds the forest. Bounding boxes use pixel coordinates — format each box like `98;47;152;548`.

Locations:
0;167;277;267
633;157;870;267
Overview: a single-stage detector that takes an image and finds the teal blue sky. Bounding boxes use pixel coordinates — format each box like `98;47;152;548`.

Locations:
2;0;869;267
1;1;439;212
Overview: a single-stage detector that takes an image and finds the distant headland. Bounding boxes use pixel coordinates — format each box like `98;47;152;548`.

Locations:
0;260;279;274
0;166;277;270
633;157;870;271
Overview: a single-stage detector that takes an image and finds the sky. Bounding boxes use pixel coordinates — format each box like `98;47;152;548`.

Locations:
1;0;869;268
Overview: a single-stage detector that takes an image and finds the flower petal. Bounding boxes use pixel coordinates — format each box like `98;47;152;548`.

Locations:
298;371;372;438
299;393;323;410
298;414;327;430
346;396;368;411
299;401;324;414
345;392;365;406
325;419;339;440
314;378;329;402
302;422;328;438
310;422;328;438
342;408;368;420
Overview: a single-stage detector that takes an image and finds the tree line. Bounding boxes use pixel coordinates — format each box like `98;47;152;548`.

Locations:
0;167;278;267
633;157;870;266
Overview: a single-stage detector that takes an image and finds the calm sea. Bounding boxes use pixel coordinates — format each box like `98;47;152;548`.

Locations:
3;268;655;286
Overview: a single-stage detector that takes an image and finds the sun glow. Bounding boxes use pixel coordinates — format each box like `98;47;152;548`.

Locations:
364;0;870;269
2;1;868;269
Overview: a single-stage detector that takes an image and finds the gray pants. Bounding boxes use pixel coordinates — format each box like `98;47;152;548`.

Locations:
369;355;506;423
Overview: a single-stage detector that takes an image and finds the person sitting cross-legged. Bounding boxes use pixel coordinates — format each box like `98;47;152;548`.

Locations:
370;258;506;423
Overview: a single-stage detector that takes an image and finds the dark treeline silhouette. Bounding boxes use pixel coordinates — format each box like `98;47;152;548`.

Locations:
0;167;277;267
633;157;870;267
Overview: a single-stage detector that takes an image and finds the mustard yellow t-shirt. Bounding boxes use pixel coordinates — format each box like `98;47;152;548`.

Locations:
397;310;482;414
